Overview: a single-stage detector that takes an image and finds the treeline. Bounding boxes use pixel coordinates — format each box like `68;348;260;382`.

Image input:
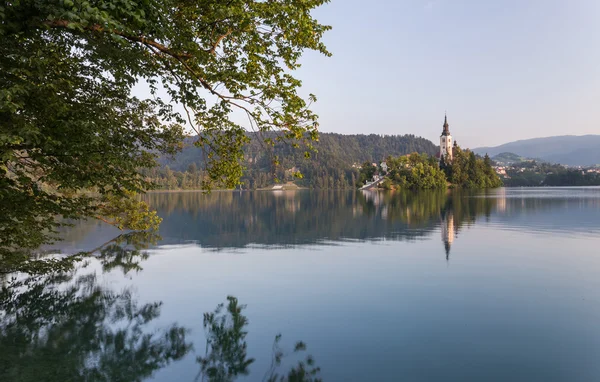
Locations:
151;133;437;189
140;163;206;190
441;147;503;188
545;171;600;186
503;162;600;187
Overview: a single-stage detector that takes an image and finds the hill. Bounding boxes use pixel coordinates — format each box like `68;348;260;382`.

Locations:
491;152;528;165
156;133;438;189
491;152;542;165
474;135;600;166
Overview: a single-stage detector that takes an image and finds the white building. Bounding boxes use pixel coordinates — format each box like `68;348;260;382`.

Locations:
380;162;388;173
440;114;453;162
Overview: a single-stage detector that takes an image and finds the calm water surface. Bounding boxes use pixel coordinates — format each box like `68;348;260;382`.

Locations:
3;188;600;381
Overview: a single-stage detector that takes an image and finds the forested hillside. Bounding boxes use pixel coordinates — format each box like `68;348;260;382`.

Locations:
152;133;437;189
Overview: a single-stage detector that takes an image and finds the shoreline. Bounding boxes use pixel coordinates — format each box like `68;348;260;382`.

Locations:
146;187;310;193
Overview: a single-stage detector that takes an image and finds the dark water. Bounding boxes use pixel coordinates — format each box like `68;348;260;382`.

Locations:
3;188;600;381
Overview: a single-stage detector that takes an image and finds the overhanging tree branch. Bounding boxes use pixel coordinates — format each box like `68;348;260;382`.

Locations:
43;19;192;59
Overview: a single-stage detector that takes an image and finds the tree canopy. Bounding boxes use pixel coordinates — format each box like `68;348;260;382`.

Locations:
385;153;448;189
443;147;503;189
1;0;331;257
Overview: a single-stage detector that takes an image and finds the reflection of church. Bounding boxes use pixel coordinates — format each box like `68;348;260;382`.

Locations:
441;210;455;260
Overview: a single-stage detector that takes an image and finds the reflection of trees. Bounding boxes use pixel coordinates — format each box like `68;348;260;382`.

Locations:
196;296;321;382
439;190;497;259
3;235;323;381
143;190;502;256
2;230;161;277
0;268;191;381
358;189;447;228
144;191;445;248
196;296;254;381
93;231;161;274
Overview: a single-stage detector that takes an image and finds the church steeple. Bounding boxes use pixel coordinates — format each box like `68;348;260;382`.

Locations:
439;112;453;161
442;113;450;135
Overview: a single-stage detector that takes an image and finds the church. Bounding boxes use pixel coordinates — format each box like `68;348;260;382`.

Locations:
439;114;455;162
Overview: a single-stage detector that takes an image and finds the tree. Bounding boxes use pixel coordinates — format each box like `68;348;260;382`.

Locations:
449;146;502;189
439;153;452;179
1;1;331;259
358;162;377;185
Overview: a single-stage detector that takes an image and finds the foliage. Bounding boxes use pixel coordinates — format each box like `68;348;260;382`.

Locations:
447;148;503;189
358;148;501;190
1;0;330;255
385;153;447;189
96;190;162;231
357;161;377;186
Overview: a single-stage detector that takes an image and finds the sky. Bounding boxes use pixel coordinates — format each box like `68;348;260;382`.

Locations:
292;0;600;148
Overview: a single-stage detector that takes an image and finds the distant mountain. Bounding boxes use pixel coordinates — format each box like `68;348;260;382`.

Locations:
474;135;600;166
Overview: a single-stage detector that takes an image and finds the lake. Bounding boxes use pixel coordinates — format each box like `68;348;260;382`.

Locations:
3;187;600;381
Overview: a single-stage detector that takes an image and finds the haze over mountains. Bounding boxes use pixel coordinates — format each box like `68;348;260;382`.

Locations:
474;135;600;166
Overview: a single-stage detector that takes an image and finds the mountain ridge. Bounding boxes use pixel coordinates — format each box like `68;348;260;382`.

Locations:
474;135;600;166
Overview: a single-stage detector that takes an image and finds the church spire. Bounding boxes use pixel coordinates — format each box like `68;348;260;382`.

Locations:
442;113;450;135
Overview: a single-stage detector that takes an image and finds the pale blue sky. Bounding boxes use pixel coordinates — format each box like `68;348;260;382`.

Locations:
295;0;600;148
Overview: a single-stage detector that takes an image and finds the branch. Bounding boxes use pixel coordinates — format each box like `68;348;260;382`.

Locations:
95;215;122;229
209;29;232;55
43;20;192;59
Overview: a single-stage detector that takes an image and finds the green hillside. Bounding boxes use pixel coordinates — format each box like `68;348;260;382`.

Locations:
153;133;437;189
491;152;528;164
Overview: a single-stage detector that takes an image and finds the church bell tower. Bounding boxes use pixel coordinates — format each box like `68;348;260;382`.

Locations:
440;114;453;161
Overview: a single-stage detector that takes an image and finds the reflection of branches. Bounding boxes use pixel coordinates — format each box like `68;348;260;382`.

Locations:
0;269;191;381
263;335;322;382
90;231;161;274
196;296;254;382
196;296;321;382
1;230;161;276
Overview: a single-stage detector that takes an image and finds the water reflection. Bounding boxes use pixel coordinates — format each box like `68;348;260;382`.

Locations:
140;189;511;261
6;188;600;381
143;190;497;255
0;266;191;381
45;187;600;260
441;209;454;260
1;238;320;381
93;231;161;274
196;296;321;382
